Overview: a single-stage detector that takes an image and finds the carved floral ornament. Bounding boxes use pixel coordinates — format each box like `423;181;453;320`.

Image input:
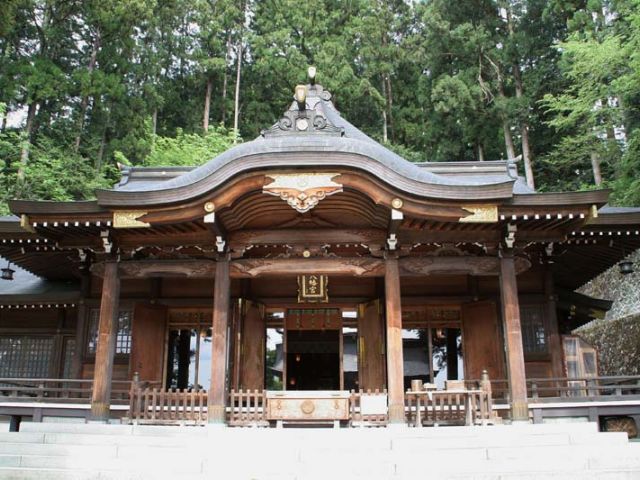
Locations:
263;173;343;213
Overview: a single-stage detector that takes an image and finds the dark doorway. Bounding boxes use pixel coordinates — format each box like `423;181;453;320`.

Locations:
286;330;340;390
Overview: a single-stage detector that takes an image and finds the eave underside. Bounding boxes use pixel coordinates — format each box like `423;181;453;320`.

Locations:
1;186;638;291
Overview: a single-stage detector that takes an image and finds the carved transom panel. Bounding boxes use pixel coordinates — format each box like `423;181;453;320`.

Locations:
263;173;343;213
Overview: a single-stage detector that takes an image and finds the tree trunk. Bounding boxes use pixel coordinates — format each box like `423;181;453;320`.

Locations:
232;40;243;141
96;127;107;172
151;108;157;138
497;82;517;160
74;30;101;152
35;99;51;130
203;76;212;132
590;150;603;186
502;119;517;160
513;65;535;189
18;101;38;181
221;33;232;127
381;76;388;143
505;1;535;189
385;74;394;142
606;125;616;140
96;107;110;172
520;121;535;189
477;141;485;162
1;109;7;133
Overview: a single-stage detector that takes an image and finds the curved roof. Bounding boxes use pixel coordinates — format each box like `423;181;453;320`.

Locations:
98;84;517;207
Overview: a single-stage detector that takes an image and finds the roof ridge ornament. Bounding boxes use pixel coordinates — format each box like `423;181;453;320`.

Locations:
261;81;344;138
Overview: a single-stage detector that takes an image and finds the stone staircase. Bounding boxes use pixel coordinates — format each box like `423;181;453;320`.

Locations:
0;422;638;479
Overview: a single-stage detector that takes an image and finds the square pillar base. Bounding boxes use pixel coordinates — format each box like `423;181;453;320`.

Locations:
511;400;529;422
208;404;226;424
388;404;405;424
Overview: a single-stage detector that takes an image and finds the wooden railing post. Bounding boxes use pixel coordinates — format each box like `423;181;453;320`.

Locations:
129;372;140;423
37;382;45;401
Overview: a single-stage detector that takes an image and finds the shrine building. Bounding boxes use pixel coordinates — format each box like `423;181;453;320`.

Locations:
1;75;639;429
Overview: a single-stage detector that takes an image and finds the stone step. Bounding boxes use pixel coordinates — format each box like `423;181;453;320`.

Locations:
12;454;204;474
492;473;640;480
20;423;209;437
392;432;574;450
0;442;117;457
0;468;208;480
17;421;599;437
0;455;21;467
395;453;640;475
0;433;45;444
486;443;639;461
1;422;637;480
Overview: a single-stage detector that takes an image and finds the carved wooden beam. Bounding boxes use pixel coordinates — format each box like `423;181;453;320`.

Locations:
399;256;531;276
91;259;217;278
228;228;386;247
229;257;385;278
91;255;531;279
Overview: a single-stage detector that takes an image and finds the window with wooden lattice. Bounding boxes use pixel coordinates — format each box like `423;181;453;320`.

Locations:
562;335;598;397
0;336;54;378
86;309;132;356
520;304;548;355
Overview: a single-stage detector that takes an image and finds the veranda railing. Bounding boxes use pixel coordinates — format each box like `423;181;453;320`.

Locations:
527;375;640;399
0;377;131;404
227;389;267;426
127;378;205;425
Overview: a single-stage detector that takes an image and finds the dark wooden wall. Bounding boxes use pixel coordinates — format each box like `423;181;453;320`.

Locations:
0;265;563;386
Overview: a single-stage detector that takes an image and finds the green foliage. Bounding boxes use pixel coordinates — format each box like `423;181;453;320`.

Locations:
539;0;640;198
611;130;640;205
141;126;240;167
577;313;640;375
0;130;113;214
0;0;639;212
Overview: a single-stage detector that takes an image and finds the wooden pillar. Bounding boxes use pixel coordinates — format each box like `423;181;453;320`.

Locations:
385;256;405;424
499;253;528;422
72;271;91;379
545;267;565;380
208;258;230;424
72;302;87;379
89;260;120;421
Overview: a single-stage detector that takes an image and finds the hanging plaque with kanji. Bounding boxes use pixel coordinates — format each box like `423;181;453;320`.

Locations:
297;274;329;303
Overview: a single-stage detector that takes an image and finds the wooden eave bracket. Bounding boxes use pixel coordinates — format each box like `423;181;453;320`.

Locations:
387;208;403;251
19;215;36;233
584;204;599;225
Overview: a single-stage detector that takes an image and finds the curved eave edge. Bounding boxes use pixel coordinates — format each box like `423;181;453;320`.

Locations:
589;211;640;226
510;190;611;207
8;199;107;216
95;137;517;207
